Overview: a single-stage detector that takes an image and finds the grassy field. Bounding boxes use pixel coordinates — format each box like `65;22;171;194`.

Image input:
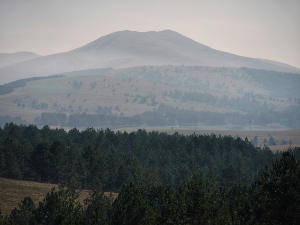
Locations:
0;75;242;122
0;177;118;216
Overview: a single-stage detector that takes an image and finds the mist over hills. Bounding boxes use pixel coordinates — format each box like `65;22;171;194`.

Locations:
0;30;299;85
257;58;300;72
0;51;41;68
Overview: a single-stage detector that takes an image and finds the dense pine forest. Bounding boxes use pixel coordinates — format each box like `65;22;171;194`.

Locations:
0;123;299;224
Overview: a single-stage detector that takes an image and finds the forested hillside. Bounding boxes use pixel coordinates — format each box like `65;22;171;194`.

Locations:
2;123;300;191
58;66;300;98
1;145;299;224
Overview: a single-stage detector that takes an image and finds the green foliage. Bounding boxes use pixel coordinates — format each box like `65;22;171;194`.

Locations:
240;67;300;98
3;151;300;224
268;136;276;146
29;142;51;182
32;102;300;128
251;136;258;146
35;184;85;225
81;145;109;189
7;123;300;224
0;123;288;191
8;197;36;225
0;210;9;225
39;113;67;126
112;182;155;225
84;186;113;224
251;150;300;224
0;116;27;128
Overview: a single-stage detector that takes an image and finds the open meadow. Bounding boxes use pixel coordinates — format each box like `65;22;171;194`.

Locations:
0;177;117;216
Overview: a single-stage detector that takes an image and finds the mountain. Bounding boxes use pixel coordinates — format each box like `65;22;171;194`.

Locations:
0;51;41;68
0;30;299;85
257;58;300;72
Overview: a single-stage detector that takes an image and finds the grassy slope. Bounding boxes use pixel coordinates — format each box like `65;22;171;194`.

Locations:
0;67;295;123
0;177;117;216
0;75;238;122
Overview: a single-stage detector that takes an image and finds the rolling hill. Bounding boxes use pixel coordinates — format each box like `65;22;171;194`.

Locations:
0;51;41;68
0;30;299;85
1;66;299;131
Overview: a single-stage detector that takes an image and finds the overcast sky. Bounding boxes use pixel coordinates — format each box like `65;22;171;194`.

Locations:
0;0;299;68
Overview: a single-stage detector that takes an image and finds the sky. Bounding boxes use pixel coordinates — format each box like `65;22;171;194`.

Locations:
0;0;299;68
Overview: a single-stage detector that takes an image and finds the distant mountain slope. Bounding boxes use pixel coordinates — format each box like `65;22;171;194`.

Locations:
0;51;41;68
59;66;299;98
0;30;298;84
0;71;298;129
257;58;300;72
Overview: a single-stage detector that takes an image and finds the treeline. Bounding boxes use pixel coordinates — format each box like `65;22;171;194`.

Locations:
112;67;212;91
0;116;27;128
111;66;300;98
1;102;299;129
56;67;113;77
0;75;64;96
167;90;273;113
2;123;299;192
47;66;300;98
1;150;299;224
34;103;300;128
240;67;300;98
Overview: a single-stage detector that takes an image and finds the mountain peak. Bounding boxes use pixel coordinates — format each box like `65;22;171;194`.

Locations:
74;29;212;53
1;30;299;84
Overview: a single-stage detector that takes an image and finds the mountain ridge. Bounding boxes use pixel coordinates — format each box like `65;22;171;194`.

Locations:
0;30;299;85
0;51;41;68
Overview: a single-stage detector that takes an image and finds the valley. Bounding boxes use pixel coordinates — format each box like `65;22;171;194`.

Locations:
1;2;300;222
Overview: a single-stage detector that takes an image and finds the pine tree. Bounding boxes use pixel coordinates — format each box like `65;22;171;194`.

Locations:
8;197;36;225
35;185;84;224
84;186;113;224
29;142;51;182
252;150;300;224
112;182;155;225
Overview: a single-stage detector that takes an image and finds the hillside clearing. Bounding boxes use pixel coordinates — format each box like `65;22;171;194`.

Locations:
0;177;117;216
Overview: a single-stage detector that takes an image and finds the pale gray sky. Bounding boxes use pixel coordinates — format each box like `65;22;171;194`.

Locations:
0;0;299;68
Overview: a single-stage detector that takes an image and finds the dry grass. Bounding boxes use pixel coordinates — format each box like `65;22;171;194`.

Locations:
0;66;295;123
0;177;117;216
0;75;238;122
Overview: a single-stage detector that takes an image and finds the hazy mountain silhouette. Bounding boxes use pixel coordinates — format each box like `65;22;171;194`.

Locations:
257;58;300;72
0;51;41;68
0;30;299;84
